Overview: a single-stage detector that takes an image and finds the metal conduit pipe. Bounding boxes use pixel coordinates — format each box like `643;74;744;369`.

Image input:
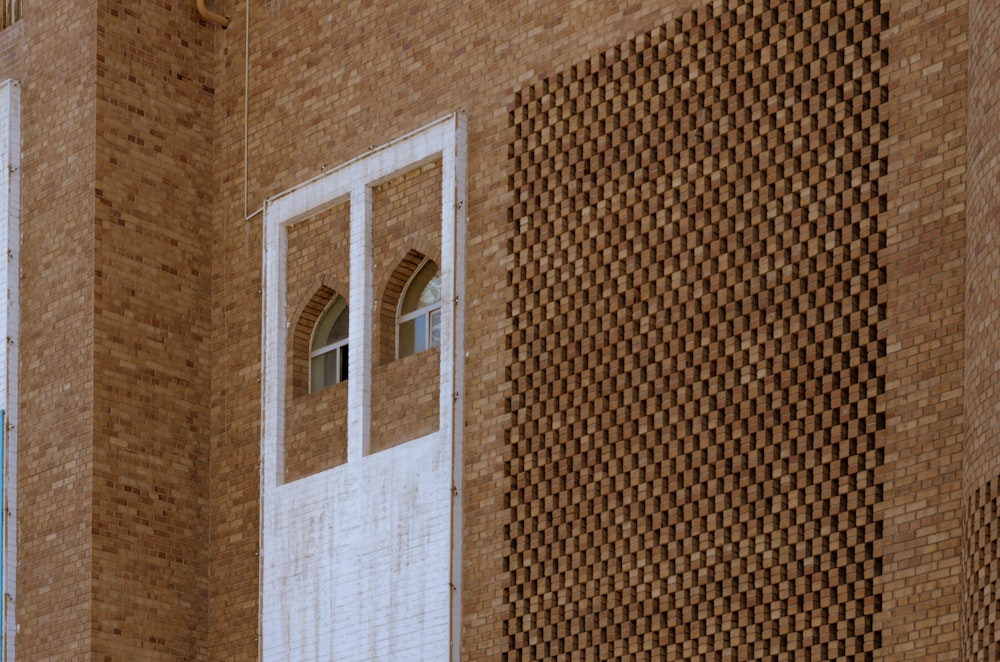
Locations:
196;0;229;28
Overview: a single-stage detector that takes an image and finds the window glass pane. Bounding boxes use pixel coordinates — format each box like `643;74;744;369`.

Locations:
310;354;325;392
430;308;441;348
312;297;348;352
311;347;344;392
323;351;339;389
327;305;349;345
401;262;440;314
419;271;441;309
398;318;416;358
414;314;428;354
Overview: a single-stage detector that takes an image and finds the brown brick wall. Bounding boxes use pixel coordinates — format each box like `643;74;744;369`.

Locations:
879;0;967;658
209;2;700;658
90;0;214;658
207;3;261;655
370;348;440;454
284;382;347;481
0;0;977;659
6;2;219;654
14;1;95;658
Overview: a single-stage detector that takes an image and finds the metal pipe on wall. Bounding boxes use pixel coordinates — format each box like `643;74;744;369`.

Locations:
196;0;229;28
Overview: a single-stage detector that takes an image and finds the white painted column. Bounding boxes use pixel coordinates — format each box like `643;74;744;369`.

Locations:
348;183;372;461
0;79;20;662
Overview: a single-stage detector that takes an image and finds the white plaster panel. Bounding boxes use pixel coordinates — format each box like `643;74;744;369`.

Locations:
261;113;466;661
261;434;452;660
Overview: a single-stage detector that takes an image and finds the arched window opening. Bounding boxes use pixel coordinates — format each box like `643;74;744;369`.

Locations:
397;259;441;358
310;296;349;391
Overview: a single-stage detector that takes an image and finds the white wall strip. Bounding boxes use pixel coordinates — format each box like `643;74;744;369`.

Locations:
0;78;20;662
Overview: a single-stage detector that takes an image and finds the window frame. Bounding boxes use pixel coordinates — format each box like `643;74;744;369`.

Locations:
396;258;442;359
308;296;350;391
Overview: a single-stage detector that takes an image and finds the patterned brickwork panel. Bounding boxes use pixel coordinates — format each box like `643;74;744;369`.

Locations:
963;478;1000;659
506;0;887;659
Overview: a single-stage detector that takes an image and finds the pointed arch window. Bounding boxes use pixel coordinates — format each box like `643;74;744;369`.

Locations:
310;296;349;391
397;259;441;358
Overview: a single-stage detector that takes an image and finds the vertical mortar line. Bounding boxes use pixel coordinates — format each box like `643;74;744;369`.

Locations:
348;183;373;461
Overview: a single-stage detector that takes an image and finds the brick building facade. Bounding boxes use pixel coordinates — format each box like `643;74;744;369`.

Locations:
0;0;992;659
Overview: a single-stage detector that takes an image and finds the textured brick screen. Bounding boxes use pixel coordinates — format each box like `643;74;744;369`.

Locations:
506;0;887;659
963;479;1000;659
